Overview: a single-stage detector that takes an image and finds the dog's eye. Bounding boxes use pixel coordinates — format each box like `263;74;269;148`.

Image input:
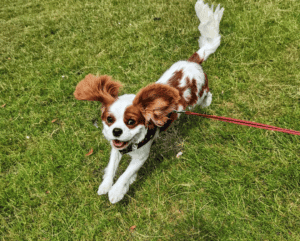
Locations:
127;119;136;125
107;116;114;123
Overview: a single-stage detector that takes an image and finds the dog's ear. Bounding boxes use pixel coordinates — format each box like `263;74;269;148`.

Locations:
133;83;180;127
74;74;122;107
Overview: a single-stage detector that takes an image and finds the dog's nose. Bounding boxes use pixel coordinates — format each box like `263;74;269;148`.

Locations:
113;128;123;137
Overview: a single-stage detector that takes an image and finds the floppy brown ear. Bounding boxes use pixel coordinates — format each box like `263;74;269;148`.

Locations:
74;74;122;106
133;83;180;127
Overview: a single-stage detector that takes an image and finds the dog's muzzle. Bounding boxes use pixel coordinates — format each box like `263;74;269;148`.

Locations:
112;140;129;150
113;128;123;137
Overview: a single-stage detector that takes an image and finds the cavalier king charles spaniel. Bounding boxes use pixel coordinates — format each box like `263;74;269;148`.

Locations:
74;0;224;203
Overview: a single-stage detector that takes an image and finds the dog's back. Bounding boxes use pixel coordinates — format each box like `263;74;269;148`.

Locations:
156;0;224;111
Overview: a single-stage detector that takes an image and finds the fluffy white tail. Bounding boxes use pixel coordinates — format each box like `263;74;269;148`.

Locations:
195;0;224;61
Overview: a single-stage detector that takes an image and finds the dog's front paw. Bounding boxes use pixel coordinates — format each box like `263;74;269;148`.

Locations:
97;180;113;195
108;183;129;204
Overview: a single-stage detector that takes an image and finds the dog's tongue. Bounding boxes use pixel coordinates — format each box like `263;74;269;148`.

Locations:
114;140;124;147
113;140;128;148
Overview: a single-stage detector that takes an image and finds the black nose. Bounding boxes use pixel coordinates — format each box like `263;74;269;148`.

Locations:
113;128;123;137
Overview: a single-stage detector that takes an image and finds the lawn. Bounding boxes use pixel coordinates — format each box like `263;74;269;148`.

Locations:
0;0;299;240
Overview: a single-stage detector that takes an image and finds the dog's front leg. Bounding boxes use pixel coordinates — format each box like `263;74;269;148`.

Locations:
108;154;148;204
97;148;122;195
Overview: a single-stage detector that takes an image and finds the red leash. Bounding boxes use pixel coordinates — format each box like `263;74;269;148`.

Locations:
178;111;300;136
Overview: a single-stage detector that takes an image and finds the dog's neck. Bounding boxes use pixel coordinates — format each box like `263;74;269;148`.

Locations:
119;126;158;155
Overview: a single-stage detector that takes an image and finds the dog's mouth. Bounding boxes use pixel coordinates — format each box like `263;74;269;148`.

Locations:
112;140;129;150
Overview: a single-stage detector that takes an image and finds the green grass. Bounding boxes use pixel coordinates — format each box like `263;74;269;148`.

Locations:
1;0;299;240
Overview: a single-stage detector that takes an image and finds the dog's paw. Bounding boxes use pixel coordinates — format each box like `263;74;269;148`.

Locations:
97;180;113;195
108;183;129;204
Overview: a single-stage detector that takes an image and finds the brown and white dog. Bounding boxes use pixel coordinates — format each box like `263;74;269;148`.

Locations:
74;0;224;203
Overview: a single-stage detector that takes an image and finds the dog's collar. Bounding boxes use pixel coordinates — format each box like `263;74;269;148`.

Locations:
119;126;158;155
118;112;174;154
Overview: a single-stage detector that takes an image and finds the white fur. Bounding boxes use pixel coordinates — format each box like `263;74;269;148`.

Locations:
102;94;148;145
97;0;224;203
195;0;224;61
156;61;212;109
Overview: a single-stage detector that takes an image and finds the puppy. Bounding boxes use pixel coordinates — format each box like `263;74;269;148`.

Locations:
74;0;224;203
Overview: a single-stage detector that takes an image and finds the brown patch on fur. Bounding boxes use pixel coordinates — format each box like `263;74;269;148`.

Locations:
167;70;188;109
199;73;209;97
123;105;146;129
185;77;198;106
133;83;180;128
159;112;178;132
188;52;204;65
101;110;116;126
167;71;199;109
74;74;122;107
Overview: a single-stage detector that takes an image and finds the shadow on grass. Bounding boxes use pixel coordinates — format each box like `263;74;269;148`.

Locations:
118;107;207;206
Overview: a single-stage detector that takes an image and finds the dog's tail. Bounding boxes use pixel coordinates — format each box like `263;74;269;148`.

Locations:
191;0;224;63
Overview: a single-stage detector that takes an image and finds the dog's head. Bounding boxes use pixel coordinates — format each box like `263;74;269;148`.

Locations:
74;74;180;151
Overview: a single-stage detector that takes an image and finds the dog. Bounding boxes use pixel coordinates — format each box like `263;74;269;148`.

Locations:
74;0;224;203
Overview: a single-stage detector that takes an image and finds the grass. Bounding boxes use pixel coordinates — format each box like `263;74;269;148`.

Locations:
0;0;299;240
